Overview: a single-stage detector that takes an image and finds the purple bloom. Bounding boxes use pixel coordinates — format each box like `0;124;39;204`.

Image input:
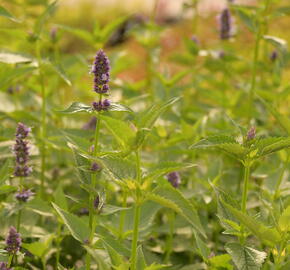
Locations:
13;123;32;177
270;50;278;62
91;162;101;172
218;8;234;40
92;50;110;94
0;262;11;270
247;127;256;141
15;189;34;203
5;227;21;254
92;100;111;112
166;172;181;188
94;195;100;209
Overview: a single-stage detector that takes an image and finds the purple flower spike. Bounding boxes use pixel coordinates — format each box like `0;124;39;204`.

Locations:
5;226;21;254
13;123;32;178
15;189;34;203
166;171;181;188
247;127;256;141
92;50;110;94
218;8;234;40
0;262;11;270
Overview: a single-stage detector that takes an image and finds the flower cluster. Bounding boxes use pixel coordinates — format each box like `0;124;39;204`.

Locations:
13;123;32;177
166;171;181;188
15;189;34;203
218;8;234;40
91;50;111;112
0;262;11;270
5;227;21;254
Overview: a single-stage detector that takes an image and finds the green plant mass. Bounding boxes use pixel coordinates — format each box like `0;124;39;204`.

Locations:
0;0;290;269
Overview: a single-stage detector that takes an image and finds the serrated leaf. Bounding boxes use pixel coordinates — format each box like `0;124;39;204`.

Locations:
209;254;233;270
97;226;131;257
22;242;47;258
101;115;135;149
194;232;210;260
58;102;93;114
225;243;267;270
52;203;90;243
54;185;68;211
258;137;290;156
191;135;237;148
151;184;206;238
222;200;281;246
278;205;290;232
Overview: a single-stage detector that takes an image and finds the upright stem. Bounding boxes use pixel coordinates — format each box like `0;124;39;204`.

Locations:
130;150;142;270
16;177;23;231
86;115;101;270
240;162;250;243
36;40;47;199
119;191;127;240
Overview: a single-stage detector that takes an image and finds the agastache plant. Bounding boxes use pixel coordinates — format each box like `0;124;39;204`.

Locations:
5;227;21;254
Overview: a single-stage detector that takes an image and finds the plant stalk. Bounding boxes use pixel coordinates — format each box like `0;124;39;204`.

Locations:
130;150;142;270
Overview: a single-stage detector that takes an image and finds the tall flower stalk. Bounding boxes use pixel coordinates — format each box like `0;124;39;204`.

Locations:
86;49;111;270
5;227;21;268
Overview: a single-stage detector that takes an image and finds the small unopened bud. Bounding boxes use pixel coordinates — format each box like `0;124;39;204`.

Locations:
91;162;101;172
247;127;256;141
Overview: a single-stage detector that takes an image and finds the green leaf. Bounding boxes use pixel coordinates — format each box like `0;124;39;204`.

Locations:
0;160;11;185
233;6;257;33
54;185;68;211
151;184;206;238
101;115;135;149
137;246;147;270
136;97;180;130
22;241;47;258
0;6;20;22
209;254;233;270
0;52;33;64
52;203;90;243
97;226;131;257
222;200;281;246
48;61;72;86
109;102;133;113
0;185;17;195
101;16;128;42
257;137;290;156
103;242;124;267
225;243;267;270
191;135;237;148
58;102;93;114
194;232;210;260
278;205;290;232
84;246;111;270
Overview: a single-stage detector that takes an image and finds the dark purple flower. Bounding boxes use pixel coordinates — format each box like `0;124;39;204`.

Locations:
0;262;11;270
92;100;111;112
218;8;233;40
13;123;32;177
5;226;21;254
91;162;101;172
270;50;278;62
92;50;110;94
15;189;34;203
247;127;256;141
94;195;100;209
102;99;111;110
166;172;181;188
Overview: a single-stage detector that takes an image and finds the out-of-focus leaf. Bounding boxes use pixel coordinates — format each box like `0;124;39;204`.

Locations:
58;102;93;114
0;52;33;64
0;6;20;22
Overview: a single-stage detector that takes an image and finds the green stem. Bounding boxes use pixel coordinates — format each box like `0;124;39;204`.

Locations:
240;162;250;243
55;223;62;268
165;211;175;263
17;177;23;231
36;40;47;199
130;150;142;270
86;115;101;270
274;152;289;200
7;254;13;268
119;191;127;240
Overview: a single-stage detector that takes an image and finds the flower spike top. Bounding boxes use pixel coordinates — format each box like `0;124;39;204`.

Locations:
91;49;112;111
5;226;21;254
218;8;234;40
13;122;32;177
246;126;256;141
92;49;111;94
